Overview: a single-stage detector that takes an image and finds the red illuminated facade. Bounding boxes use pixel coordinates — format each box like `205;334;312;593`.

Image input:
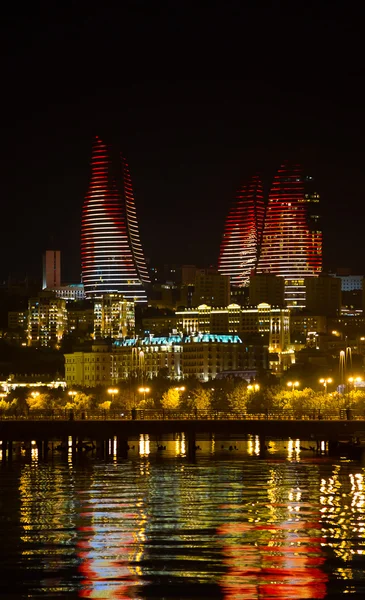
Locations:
218;175;265;287
81;137;150;301
257;163;322;307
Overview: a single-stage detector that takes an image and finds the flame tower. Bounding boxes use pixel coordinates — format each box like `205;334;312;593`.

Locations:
81;137;150;301
257;162;322;306
218;175;265;287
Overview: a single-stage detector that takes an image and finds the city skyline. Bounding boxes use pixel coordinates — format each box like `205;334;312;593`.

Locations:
1;8;365;283
0;147;358;286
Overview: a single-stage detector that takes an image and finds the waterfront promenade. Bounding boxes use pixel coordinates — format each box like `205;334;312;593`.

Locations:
1;409;365;454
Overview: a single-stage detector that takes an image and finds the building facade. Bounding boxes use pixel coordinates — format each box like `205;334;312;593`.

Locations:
42;250;61;290
49;284;85;301
28;293;67;348
249;273;285;307
64;334;268;387
305;274;341;316
175;303;290;353
81;136;150;301
257;164;322;307
218;175;265;287
192;268;230;307
94;293;135;339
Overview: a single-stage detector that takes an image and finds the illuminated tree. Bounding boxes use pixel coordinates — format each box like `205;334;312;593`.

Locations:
189;388;213;411
161;388;181;410
27;392;52;411
228;383;250;412
0;399;11;412
65;392;93;410
99;400;111;411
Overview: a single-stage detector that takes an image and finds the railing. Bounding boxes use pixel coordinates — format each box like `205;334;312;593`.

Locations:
0;408;363;421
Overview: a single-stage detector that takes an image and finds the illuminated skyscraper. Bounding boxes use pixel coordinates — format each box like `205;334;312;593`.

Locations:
257;163;322;307
81;137;150;301
218;175;265;287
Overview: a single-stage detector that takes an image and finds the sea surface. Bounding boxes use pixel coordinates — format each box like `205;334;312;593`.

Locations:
0;435;365;599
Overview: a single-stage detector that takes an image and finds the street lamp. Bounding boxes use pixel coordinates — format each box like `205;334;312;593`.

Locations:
348;376;362;391
174;386;186;392
247;384;260;392
68;390;77;398
31;391;40;398
319;378;333;393
287;381;299;392
107;388;119;403
138;386;150;403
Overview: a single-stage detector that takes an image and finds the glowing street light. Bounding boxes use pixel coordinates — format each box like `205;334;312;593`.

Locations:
319;377;333;393
68;390;77;397
31;391;40;398
348;376;362;393
138;386;150;403
107;388;119;403
174;386;186;392
287;381;299;392
247;384;260;392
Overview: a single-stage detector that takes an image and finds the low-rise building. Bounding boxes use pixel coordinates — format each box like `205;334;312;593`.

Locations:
176;303;290;353
64;334;268;387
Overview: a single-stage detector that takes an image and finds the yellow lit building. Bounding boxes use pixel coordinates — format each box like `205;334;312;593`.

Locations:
176;303;290;353
94;294;135;339
28;292;67;348
64;334;267;387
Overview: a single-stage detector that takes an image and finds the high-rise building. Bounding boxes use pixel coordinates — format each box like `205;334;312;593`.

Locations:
257;163;322;307
42;250;61;290
218;175;265;287
81;136;150;301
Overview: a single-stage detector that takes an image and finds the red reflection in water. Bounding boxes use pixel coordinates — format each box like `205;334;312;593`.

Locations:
76;512;140;599
218;521;327;600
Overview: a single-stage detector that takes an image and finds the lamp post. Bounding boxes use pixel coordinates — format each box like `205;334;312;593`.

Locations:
348;376;362;389
319;378;332;393
107;387;119;403
247;384;260;392
138;386;150;403
174;386;186;392
68;390;77;399
287;381;299;392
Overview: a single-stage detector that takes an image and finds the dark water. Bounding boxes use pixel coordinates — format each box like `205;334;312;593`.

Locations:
1;436;365;599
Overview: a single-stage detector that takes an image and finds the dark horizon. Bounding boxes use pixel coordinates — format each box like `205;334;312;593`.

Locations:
1;5;365;283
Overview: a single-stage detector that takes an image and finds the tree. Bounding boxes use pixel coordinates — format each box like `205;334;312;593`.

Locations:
227;382;249;412
65;392;94;411
27;392;53;411
189;388;212;411
161;388;181;410
99;400;111;411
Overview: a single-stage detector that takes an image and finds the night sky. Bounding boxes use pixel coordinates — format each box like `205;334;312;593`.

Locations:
1;2;364;283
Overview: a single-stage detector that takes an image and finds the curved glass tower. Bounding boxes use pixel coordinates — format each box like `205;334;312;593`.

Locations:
81;137;150;301
218;175;265;287
257;162;322;306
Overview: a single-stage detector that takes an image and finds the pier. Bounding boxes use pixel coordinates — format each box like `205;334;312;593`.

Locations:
1;409;365;461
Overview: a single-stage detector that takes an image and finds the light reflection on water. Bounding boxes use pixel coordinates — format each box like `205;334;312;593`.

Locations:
0;439;364;598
